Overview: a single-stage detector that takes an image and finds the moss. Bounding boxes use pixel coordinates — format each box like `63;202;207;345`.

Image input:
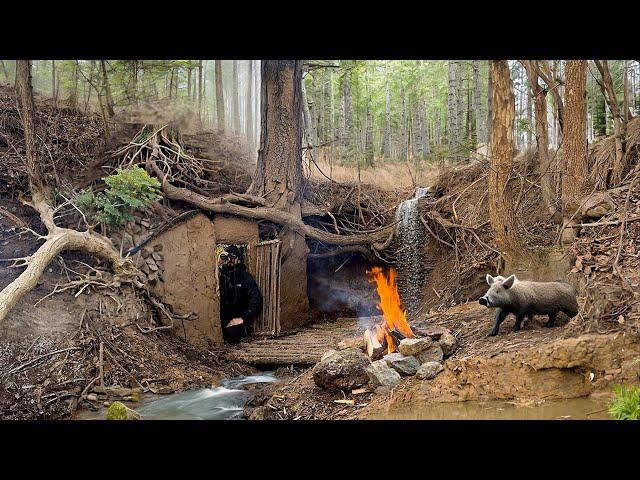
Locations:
106;401;140;420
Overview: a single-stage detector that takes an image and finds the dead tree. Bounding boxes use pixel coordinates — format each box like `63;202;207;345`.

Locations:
0;61;137;324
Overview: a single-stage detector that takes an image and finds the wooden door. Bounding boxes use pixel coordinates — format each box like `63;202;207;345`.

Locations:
253;239;281;336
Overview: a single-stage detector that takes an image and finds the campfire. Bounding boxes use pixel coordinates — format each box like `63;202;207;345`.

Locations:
364;267;415;359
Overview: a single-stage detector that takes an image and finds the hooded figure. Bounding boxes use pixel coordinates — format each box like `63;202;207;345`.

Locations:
218;245;263;343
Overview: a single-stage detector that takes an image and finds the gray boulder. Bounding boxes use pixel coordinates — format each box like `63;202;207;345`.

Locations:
416;361;444;380
383;353;421;376
366;359;401;388
312;348;370;391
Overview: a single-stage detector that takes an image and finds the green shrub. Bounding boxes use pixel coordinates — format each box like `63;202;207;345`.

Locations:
75;166;162;226
608;385;640;420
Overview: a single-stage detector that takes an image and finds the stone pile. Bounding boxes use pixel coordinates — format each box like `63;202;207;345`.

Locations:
313;326;459;392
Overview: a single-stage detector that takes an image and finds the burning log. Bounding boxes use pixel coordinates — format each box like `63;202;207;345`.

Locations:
363;328;385;360
388;329;406;346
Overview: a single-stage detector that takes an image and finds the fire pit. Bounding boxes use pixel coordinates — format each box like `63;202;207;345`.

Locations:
363;267;416;359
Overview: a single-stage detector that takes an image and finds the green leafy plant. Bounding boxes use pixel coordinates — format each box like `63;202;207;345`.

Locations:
608;385;640;420
75;166;162;226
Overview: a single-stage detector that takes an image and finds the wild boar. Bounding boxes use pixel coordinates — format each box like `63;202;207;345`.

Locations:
478;274;579;336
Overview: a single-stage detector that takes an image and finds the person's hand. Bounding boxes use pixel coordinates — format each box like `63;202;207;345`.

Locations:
227;318;244;327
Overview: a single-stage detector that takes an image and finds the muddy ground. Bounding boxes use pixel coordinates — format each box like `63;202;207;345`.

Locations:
247;302;639;420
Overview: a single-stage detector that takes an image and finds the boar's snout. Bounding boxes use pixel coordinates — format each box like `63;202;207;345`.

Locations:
479;296;489;307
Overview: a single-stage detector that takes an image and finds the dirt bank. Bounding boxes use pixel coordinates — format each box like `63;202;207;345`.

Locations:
252;303;639;420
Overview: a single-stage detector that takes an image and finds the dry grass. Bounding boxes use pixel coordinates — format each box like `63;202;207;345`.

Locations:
308;157;440;190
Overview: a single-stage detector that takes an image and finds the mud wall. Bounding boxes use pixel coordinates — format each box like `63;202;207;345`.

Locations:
147;214;221;348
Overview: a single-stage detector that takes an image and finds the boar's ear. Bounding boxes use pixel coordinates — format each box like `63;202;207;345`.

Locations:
503;275;516;289
486;274;495;285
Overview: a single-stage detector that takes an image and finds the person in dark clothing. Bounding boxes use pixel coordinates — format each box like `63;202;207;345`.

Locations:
218;245;263;344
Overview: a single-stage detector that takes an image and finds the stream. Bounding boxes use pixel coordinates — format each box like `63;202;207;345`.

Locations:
74;373;279;420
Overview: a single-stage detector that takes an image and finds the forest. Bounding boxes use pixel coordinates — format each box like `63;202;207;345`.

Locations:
0;59;639;421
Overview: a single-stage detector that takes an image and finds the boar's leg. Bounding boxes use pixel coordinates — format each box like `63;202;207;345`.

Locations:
513;312;526;332
545;312;557;328
488;309;507;337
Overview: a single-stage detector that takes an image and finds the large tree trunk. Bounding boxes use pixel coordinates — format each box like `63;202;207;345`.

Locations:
522;60;559;222
488;60;525;269
248;60;309;330
215;60;225;134
561;60;588;244
0;60;135;325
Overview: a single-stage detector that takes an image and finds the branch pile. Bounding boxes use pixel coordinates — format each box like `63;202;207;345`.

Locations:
0;85;104;194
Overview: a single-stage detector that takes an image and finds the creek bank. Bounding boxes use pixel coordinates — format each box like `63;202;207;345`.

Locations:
254;302;639;420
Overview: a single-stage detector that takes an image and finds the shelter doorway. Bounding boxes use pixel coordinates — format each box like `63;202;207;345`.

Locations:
217;239;281;338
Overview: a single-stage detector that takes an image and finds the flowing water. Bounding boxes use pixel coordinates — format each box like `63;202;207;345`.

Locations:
368;397;612;420
395;187;432;316
75;373;278;420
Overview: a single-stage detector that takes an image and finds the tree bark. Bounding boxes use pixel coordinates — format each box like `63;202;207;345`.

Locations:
215;60;225;134
248;60;310;329
488;60;525;267
561;60;588;244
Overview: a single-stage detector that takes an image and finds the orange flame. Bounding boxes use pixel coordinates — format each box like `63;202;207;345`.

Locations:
367;266;414;352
